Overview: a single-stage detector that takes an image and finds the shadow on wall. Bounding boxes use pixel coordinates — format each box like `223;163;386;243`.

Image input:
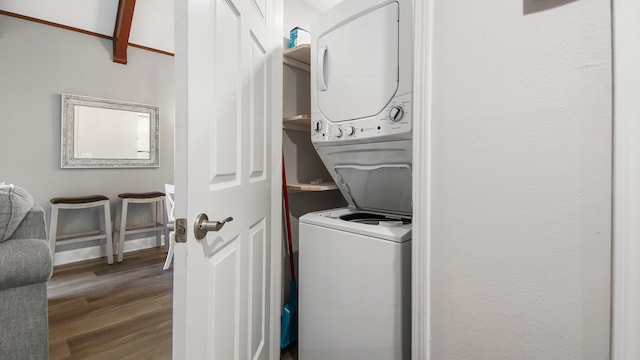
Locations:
523;0;579;14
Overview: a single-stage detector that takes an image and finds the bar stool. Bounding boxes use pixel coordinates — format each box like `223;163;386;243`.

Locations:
49;195;114;265
114;192;169;263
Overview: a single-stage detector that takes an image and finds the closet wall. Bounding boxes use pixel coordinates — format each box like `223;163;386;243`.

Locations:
281;0;346;299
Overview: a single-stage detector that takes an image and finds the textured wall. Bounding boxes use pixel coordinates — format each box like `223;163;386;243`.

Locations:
429;0;612;358
0;14;174;260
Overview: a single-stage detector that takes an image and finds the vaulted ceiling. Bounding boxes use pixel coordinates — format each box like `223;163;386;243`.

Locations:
1;0;175;59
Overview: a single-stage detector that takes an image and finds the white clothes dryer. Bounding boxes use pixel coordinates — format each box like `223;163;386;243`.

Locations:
299;208;411;360
310;0;414;147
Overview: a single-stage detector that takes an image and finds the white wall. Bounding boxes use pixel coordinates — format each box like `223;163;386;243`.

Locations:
0;14;175;263
429;0;611;358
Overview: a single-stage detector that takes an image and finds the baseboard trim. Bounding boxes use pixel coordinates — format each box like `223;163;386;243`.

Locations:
52;235;166;266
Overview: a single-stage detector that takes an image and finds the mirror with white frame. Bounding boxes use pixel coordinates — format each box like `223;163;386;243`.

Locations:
61;93;160;168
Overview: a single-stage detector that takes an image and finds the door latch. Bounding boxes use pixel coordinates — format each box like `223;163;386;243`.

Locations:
174;218;187;243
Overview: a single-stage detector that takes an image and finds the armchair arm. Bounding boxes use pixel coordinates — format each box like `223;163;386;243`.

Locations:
10;205;46;240
0;238;52;291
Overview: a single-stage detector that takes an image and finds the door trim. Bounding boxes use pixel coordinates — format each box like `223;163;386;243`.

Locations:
269;0;284;357
172;1;188;357
412;0;434;359
611;0;640;358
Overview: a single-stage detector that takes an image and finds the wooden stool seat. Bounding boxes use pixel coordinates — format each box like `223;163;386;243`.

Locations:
49;195;114;265
51;195;109;204
114;191;169;262
118;192;165;200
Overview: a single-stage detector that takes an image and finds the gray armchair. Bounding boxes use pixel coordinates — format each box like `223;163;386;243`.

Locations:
0;185;53;360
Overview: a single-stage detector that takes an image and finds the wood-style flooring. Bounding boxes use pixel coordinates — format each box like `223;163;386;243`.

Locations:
48;247;172;360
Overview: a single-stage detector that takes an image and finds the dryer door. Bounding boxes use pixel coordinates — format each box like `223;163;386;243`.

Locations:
335;164;412;215
315;140;413;216
316;2;399;123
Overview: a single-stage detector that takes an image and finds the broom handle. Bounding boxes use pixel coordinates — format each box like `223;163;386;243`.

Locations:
282;154;296;283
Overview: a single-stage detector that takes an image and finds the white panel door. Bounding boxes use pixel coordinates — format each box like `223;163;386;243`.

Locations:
173;0;281;358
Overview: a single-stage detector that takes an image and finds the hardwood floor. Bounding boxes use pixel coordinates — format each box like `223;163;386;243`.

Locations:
48;247;172;360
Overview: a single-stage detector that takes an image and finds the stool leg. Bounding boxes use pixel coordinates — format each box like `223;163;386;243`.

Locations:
118;199;128;262
155;201;162;248
163;231;174;271
103;201;114;265
162;199;170;253
48;205;59;265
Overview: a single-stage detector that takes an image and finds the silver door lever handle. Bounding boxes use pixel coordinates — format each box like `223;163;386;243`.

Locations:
194;213;233;239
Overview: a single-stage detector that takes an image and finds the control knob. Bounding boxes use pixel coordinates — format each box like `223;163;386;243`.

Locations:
313;120;323;132
389;106;404;122
345;126;355;136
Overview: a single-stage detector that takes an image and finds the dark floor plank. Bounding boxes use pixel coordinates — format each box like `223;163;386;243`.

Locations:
48;247;172;359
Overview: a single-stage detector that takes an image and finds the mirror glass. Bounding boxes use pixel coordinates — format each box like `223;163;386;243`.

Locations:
61;94;159;168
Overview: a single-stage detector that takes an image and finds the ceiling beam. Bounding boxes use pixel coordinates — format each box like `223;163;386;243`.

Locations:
112;0;136;64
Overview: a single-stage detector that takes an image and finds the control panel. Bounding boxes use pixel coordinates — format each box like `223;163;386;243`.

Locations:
311;92;412;145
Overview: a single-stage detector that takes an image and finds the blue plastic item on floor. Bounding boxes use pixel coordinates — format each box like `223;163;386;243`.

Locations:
281;281;298;348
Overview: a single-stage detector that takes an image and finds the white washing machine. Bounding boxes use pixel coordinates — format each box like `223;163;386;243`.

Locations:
299;208;411;360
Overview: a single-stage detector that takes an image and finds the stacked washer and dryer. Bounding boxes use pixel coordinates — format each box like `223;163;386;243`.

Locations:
298;0;413;359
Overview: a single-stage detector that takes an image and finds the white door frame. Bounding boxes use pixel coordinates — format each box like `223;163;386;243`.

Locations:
412;0;433;359
269;1;285;358
611;0;640;358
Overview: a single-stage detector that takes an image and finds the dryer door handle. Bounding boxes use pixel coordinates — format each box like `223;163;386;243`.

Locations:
318;46;328;91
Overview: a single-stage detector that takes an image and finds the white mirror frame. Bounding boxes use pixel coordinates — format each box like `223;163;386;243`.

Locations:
61;93;160;168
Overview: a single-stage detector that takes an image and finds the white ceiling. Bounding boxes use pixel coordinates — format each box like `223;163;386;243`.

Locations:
0;0;340;54
300;0;343;12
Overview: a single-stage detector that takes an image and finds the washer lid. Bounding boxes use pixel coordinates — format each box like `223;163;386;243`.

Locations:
335;164;412;215
300;207;412;242
316;2;399;123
